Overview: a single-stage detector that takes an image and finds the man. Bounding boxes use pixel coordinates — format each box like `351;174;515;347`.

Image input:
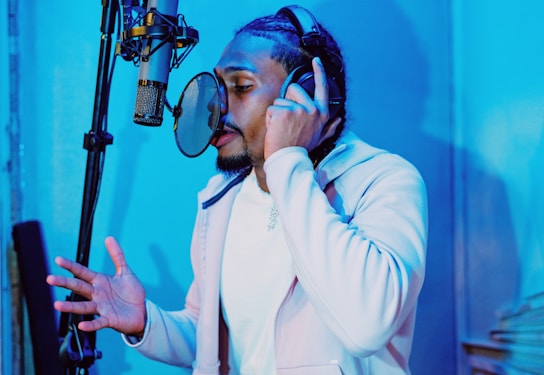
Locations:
47;5;427;374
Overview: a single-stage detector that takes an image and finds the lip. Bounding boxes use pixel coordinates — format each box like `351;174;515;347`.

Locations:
211;127;239;148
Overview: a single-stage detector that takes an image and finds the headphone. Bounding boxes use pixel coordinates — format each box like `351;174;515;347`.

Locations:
276;5;345;119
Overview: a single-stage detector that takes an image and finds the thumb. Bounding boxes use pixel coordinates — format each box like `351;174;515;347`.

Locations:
104;236;130;275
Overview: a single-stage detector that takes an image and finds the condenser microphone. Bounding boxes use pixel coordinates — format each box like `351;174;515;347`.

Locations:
133;0;178;126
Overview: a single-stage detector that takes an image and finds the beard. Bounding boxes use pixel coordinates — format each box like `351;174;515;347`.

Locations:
216;151;252;177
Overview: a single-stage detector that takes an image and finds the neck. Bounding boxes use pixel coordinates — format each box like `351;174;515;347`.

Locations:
254;166;269;193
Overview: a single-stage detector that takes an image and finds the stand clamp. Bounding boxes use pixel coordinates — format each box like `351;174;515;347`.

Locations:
83;131;113;152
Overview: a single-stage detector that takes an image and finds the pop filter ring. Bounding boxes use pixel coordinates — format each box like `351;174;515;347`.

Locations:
173;72;220;158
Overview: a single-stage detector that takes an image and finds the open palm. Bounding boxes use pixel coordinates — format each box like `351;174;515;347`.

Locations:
47;236;147;336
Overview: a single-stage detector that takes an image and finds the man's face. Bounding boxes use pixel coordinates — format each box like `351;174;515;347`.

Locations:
212;33;288;173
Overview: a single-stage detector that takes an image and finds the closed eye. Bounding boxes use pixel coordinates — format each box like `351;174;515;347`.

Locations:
234;85;252;92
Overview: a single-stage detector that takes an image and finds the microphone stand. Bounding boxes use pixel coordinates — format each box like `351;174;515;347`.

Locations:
58;1;117;373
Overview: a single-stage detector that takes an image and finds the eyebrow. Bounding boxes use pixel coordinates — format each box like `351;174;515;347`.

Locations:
215;65;258;76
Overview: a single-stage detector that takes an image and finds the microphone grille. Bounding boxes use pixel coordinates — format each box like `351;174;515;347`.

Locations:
133;80;167;126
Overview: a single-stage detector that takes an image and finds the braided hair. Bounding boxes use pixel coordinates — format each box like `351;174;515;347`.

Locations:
235;11;347;146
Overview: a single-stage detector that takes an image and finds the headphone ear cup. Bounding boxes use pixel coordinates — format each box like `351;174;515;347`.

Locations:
326;73;342;119
280;62;343;119
280;62;313;99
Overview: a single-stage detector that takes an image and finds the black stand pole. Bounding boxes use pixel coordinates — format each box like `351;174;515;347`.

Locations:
58;1;117;373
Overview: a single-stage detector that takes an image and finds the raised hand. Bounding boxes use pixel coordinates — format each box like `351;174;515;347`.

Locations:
264;57;342;160
46;236;147;336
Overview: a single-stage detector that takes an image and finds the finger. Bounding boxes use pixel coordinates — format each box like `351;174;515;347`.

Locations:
282;83;312;107
268;97;292;109
312;57;329;113
104;236;129;273
78;316;110;332
46;275;94;299
53;299;97;315
54;256;98;283
266;102;295;127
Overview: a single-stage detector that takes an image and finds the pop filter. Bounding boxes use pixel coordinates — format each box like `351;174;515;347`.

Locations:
173;72;221;157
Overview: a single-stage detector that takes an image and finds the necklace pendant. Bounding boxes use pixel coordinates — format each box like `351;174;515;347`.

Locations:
267;205;279;231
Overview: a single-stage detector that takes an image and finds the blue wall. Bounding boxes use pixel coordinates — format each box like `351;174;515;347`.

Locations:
1;0;454;373
452;0;544;356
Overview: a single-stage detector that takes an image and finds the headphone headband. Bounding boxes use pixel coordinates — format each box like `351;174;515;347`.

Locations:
276;5;326;49
277;5;343;73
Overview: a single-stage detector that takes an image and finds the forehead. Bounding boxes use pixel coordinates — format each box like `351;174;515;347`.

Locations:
215;33;283;75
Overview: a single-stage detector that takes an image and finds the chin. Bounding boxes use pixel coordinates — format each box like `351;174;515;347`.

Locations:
216;153;252;176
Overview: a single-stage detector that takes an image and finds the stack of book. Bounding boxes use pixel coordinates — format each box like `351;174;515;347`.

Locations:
463;291;544;374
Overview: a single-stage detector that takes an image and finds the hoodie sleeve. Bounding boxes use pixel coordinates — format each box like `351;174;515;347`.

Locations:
121;298;198;367
264;145;427;356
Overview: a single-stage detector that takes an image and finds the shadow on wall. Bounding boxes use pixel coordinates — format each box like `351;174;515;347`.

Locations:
463;149;520;339
103;124;151;238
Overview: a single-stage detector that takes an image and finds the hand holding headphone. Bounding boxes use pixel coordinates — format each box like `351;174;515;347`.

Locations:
264;56;342;160
263;5;344;159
